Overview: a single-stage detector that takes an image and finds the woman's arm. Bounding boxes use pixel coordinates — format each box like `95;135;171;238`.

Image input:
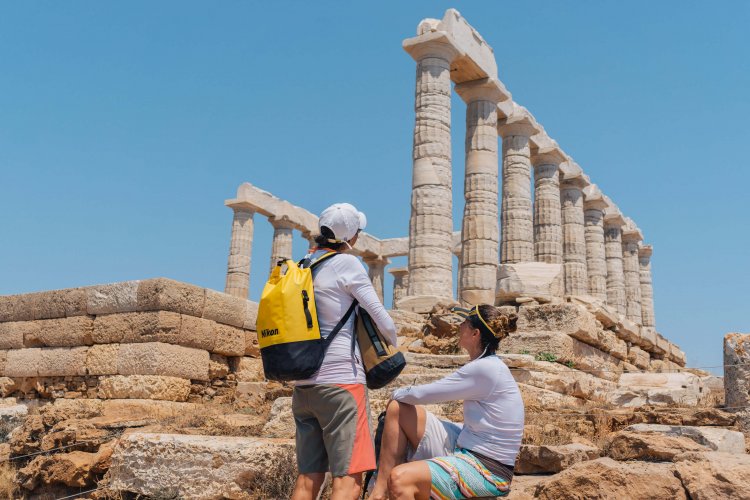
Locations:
341;256;398;345
391;361;496;405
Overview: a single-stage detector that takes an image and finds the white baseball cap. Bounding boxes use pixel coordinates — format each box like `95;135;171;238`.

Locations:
318;203;367;242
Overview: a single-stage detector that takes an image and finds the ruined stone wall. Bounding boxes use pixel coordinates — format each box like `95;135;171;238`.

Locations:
0;279;261;403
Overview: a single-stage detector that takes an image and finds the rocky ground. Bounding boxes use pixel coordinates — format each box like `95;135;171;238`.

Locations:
0;306;746;499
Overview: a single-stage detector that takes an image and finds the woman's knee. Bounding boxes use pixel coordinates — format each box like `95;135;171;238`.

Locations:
387;464;411;495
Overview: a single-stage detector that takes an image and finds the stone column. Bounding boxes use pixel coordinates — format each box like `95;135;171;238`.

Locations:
639;245;656;328
498;105;539;264
268;218;294;275
225;206;254;299
560;162;589;296
621;220;643;324
582;185;609;301
455;78;508;305
531;145;565;264
603;208;626;315
364;256;389;303
724;333;750;431
389;267;409;310
400;33;461;312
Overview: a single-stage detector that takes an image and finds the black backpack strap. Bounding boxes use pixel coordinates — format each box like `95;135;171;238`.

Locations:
322;299;358;349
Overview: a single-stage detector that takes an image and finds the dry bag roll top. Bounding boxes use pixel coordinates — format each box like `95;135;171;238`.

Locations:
354;309;406;389
256;252;355;381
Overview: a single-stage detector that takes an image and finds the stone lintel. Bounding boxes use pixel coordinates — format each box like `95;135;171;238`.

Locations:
603;204;626;227
560;161;590;189
497;103;540;138
622;218;644;242
437;8;499;83
455;77;510;104
402;30;463;63
531;142;567;168
583;184;609;211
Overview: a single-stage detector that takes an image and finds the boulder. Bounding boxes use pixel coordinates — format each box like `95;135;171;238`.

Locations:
496;262;563;303
108;433;296;499
604;430;708;461
17;440;114;490
674;451;750;500
624;424;746;454
534;458;687;500
515;443;601;474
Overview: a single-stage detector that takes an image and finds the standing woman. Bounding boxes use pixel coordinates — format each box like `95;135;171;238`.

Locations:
291;203;397;500
369;305;523;500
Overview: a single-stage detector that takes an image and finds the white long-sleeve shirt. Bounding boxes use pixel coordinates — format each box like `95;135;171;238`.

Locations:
296;251;397;386
391;355;524;466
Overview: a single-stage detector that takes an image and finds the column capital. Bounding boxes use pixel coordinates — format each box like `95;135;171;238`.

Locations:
226;202;255;215
455;77;510;104
639;244;653;260
531;143;566;167
560;161;590;189
603;203;626;227
583;184;609;211
497;103;540;138
388;266;409;277
268;216;295;230
622;218;644;242
403;31;462;63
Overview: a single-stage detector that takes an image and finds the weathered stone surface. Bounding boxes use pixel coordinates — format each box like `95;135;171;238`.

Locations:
203;289;246;328
242;300;258;331
212;323;246;357
229;357;264;382
518;303;596;338
496;262;563;303
1;289;88;322
605;430;708;461
97;375;191;401
598;329;627;361
627;344;650;370
86;344;120;375
519;383;586;409
5;347;88;377
500;331;621;381
516;443;600;474
136;278;205;317
208;354;230;379
611;372;703;407
108;432;296;499
225;206;254;300
389;310;425;338
244;330;259;357
508;358;616;402
86;281;140;315
724;333;749;428
507;475;551;500
674;451;750;500
624;424;746;454
262;397;296;439
117;343;210;381
534;458;686;500
18;441;114;490
0;321;28;349
93;311;182;345
24;316;94;347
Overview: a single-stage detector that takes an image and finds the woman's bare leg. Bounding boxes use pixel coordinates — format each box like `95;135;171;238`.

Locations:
368;400;426;500
388;461;432;500
291;472;326;500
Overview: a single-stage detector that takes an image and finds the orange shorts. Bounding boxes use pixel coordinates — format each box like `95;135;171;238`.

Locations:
292;383;375;477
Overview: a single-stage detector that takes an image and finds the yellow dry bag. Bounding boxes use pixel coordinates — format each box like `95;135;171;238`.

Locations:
256;252;356;381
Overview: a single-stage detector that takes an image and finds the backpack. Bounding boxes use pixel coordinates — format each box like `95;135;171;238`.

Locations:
354;309;406;389
256;252;356;381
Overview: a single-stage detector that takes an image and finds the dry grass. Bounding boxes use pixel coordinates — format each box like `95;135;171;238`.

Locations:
0;462;17;500
249;446;298;499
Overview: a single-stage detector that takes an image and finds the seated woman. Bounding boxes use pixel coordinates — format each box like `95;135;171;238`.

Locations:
368;305;524;500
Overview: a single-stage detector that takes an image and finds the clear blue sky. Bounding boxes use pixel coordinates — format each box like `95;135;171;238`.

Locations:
1;2;748;373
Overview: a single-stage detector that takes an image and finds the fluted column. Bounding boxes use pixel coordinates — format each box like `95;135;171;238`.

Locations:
560;162;589;296
389;267;409;310
268;218;294;275
622;220;643;324
455;78;508;305
225;206;254;299
531;145;565;264
400;33;461;311
639;245;655;328
498;105;539;264
603;209;626;315
364;256;389;303
582;185;609;301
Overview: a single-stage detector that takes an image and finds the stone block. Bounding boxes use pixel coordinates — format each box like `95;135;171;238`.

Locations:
668;344;686;366
518;303;598;340
208;354;230;379
116;342;210;381
624;424;746;454
509;363;616;403
599;330;628;361
107;432;296;499
136;278;205;317
229;357;264;382
605;431;708;461
652;332;669;356
86;281;140;315
244;331;259;357
92;311;183;346
519;383;586;409
496;262;563;303
5;347;87;377
724;333;750;416
202;289;246;328
638;326;657;350
614;318;640;345
212;324;245;357
0;321;27;349
0;351;7;375
97;375;191;402
86;344;120;376
627;345;650;370
243;300;258;331
500;331;622;381
25;316;94;347
674;452;750;500
516;443;601;474
3;348;39;377
612;372;703;407
29;289;87;320
178;314;216;351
